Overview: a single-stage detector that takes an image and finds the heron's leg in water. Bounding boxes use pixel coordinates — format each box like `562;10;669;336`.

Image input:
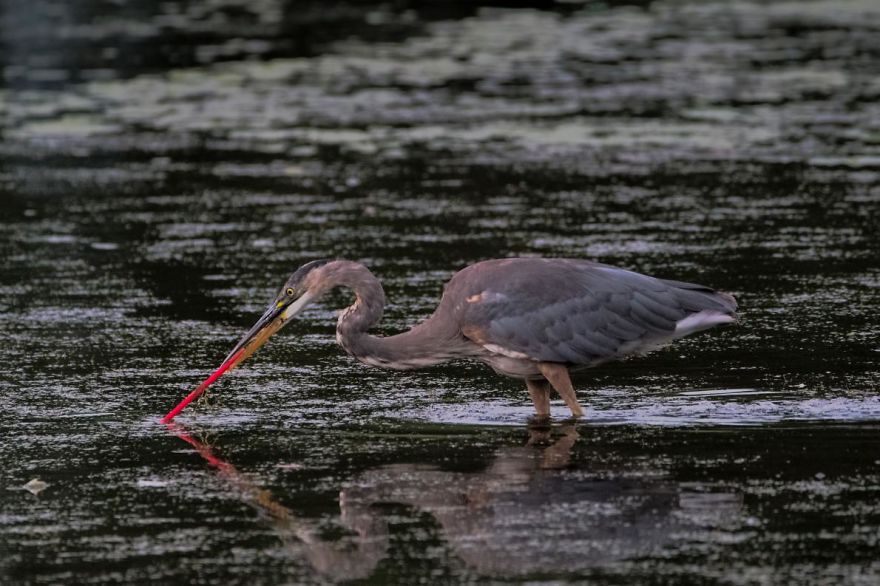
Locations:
537;363;585;417
525;379;551;417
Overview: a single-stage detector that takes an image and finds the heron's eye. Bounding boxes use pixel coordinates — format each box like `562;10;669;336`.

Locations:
286;287;295;296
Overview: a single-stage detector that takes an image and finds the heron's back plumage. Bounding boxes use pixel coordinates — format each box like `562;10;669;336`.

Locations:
445;258;736;373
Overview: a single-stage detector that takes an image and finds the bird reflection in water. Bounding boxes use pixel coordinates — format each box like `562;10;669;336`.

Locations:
166;422;744;580
166;422;386;579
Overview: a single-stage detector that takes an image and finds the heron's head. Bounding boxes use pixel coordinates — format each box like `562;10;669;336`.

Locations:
220;259;333;369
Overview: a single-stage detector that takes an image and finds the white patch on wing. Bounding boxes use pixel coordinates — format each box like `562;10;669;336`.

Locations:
617;311;735;356
467;291;508;304
674;310;735;337
483;343;531;360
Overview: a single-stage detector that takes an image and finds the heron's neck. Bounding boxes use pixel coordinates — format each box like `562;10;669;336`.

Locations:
331;262;460;370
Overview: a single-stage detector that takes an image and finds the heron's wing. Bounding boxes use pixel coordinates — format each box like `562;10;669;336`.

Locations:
457;259;736;365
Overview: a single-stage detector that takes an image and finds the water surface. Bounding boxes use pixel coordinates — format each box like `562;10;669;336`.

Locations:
2;0;879;583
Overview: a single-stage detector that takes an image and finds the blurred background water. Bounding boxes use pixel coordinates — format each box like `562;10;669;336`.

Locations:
1;0;879;584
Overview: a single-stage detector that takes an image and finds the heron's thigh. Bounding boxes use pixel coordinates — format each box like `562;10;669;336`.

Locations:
525;379;551;416
537;363;585;418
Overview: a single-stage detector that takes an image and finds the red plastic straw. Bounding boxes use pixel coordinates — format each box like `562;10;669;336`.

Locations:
161;347;246;423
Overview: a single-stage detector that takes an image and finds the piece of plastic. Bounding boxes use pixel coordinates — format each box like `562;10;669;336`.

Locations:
160;347;246;423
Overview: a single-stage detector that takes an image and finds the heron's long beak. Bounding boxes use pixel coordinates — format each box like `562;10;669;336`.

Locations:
221;290;316;371
161;289;318;423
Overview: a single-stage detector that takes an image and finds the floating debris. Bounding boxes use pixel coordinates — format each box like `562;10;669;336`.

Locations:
22;479;49;495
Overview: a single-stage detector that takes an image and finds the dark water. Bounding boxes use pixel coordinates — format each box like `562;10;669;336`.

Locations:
2;0;880;583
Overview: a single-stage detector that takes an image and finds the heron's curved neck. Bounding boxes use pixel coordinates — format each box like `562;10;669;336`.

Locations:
330;262;459;370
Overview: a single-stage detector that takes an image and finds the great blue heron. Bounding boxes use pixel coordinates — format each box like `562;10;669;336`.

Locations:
202;258;736;418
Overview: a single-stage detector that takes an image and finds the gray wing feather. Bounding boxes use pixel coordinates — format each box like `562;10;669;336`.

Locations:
454;259;736;365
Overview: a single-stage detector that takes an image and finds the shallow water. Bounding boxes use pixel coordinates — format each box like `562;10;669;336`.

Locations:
2;0;880;584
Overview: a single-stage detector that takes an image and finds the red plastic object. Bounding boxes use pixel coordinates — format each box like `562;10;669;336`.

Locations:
160;348;246;423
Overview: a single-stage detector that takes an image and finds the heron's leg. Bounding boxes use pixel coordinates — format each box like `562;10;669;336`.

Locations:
525;378;551;417
537;363;585;418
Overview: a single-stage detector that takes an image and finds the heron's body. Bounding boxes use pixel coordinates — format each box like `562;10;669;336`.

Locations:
236;258;736;418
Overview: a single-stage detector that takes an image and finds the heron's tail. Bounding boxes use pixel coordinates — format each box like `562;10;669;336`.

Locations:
662;279;738;337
